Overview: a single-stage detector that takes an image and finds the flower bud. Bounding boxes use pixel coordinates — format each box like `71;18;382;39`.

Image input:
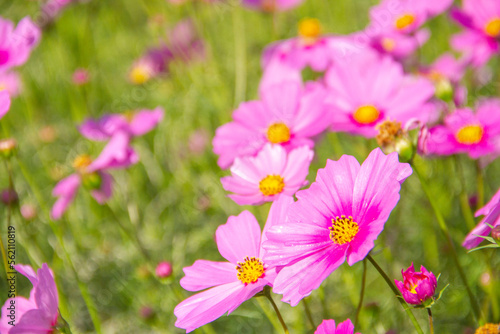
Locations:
0;138;17;158
491;226;500;241
394;263;437;305
1;189;18;206
434;78;454;102
21;204;37;221
81;172;102;190
155;261;173;278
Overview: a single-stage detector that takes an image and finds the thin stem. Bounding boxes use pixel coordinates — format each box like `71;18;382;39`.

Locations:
366;254;424;334
302;297;315;329
255;296;282;333
412;162;482;323
476;161;484;209
264;286;289;334
232;5;246;107
454;156;476;230
427;308;434;334
0;226;9;280
354;258;367;328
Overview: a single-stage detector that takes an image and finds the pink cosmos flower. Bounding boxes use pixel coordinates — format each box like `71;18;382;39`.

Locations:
0;90;11;119
450;0;500;67
72;68;90;85
315;319;360;334
425;99;500;158
40;0;74;25
155;261;173;278
129;48;173;84
0;264;59;334
0;16;41;73
174;198;291;332
168;19;205;63
395;263;437;305
241;0;304;12
263;148;412;306
0;71;21;97
221;144;313;205
51;136;138;220
325;53;436;137
367;28;430;59
463;188;500;249
213;81;329;169
79;107;164;141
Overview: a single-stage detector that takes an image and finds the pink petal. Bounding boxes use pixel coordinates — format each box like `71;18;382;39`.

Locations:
260;195;294;257
129;107;164;136
34;264;58;320
0;90;10;119
261;81;301;122
9;309;53;334
336;318;355;334
315;319;336;334
180;260;237;292
87;131;138;171
0;297;37;331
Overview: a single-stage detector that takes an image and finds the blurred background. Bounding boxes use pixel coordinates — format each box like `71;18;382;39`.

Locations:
1;0;499;333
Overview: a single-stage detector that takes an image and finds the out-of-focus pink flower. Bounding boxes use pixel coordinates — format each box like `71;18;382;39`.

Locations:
0;264;59;334
0;90;11;120
129;48;172;84
367;28;430;59
174;198;290;332
451;0;500;67
0;16;41;73
1;189;18;205
168;19;205;63
325;53;436;137
241;0;304;12
264;149;412;306
315;319;361;334
426;99;500;159
221;144;313;205
79;107;164;141
72;68;90;85
155;261;173;278
188;128;209;155
395;263;437;305
20;204;37;220
0;71;21;97
40;0;74;25
213;81;329;169
463;188;500;249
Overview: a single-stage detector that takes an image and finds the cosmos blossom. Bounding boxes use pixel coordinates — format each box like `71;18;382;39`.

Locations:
263;148;412;306
463;187;500;249
0;16;41;73
213;81;329;169
394;263;437;305
174;197;292;332
450;0;500;66
221;143;313;206
241;0;304;12
0;264;59;334
325;53;436;137
315;319;361;334
425;99;500;159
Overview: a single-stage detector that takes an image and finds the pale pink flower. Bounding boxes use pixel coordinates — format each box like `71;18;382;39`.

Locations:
264;149;412;306
213;81;329;169
221;144;313;205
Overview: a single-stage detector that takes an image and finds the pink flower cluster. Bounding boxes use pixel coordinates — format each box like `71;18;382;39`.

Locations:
51;107;163;219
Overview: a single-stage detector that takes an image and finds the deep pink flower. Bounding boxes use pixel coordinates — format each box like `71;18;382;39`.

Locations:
213;81;329;169
463;188;500;249
425;99;500;158
395;263;437;305
79;107;164;140
241;0;304;12
0;90;11;119
264;148;412;306
174;198;291;332
325;53;436;137
0;264;59;334
155;261;173;278
0;71;21;97
221;144;313;205
315;319;360;334
0;16;41;72
450;0;500;66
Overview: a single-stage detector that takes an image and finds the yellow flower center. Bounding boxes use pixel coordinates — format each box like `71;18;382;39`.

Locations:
72;154;92;172
376;120;402;147
475;323;500;334
353;105;380;124
130;65;151;85
395;14;416;30
236;256;265;284
329;215;359;245
267;122;291;144
409;282;419;294
298;18;322;42
485;18;500;37
259;175;285;196
456;125;484;145
381;38;396;51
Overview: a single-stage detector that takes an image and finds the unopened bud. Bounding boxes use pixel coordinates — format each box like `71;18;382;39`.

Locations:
0;138;17;158
82;172;102;190
20;204;37;221
1;189;18;206
155;261;173;278
435;78;453;103
394;137;415;163
491;226;500;241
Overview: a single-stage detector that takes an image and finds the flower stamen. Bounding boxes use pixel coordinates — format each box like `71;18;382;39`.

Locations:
456;125;484;145
259;175;285;196
485;18;500;37
329;215;359;245
395;14;415;30
72;154;92;172
298;18;322;44
353;105;380;124
267;122;291;144
236;256;265;284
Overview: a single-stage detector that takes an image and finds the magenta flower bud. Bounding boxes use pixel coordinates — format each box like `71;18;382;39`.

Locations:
1;189;18;206
395;263;437;305
155;261;173;278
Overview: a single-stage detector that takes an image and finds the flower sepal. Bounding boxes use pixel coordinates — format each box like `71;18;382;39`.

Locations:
53;311;73;334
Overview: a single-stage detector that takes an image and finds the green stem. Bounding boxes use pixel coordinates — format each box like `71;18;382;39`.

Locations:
427;308;434;334
354;258;367;328
366;254;424;334
302;297;315;329
255;295;282;333
232;5;246;107
412;162;482;323
264;286;289;334
476;161;484;209
454;156;476;230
